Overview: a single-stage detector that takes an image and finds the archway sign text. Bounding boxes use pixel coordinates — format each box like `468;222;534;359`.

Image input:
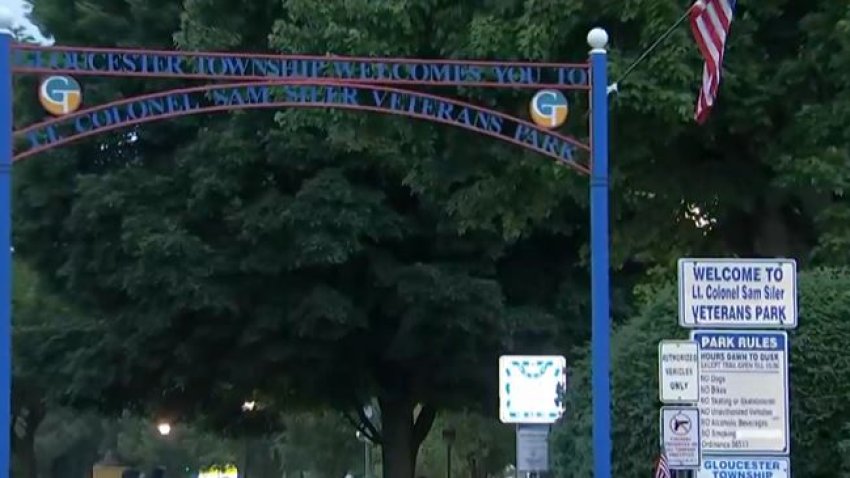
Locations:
0;20;614;478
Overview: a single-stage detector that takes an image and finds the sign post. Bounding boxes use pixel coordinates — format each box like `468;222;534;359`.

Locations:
690;330;790;455
516;424;550;475
0;9;13;478
499;355;566;477
587;28;612;478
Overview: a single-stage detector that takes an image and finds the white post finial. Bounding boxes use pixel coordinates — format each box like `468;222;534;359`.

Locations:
587;28;609;52
0;6;14;35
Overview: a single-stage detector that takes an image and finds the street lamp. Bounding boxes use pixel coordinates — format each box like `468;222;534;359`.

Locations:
355;429;372;478
156;422;171;436
441;427;456;478
240;401;257;478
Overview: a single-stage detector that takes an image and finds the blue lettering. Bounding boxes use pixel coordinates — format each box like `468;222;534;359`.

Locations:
455;107;472;126
159;55;184;74
74;115;92;134
121;54;140;72
223;56;250;75
311;61;327;77
211;89;231;105
693;265;763;282
334;87;358;105
541;134;560;155
164;93;197;112
332;61;357;78
246;86;270;103
494;66;526;84
558;67;589;86
123;100;149;119
263;59;282;76
371;91;388;107
435;100;453;121
25;125;62;149
388;92;404;111
558;138;575;162
283;86;309;102
429;64;452;82
696;333;785;350
409;63;428;81
466;66;483;82
146;98;166;116
514;123;539;146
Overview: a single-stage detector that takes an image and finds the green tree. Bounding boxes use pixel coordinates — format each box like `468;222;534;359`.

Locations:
15;2;581;477
271;411;362;477
416;411;514;478
11;260;92;478
552;268;850;477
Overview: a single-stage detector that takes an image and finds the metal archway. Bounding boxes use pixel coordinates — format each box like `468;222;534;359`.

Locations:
14;79;590;174
0;21;613;478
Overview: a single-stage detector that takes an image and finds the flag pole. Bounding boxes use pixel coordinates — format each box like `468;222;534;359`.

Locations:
607;1;704;95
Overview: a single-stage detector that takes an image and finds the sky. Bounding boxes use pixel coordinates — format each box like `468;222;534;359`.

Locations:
6;0;47;41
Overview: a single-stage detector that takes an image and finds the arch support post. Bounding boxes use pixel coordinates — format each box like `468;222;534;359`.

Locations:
0;8;12;478
588;27;611;478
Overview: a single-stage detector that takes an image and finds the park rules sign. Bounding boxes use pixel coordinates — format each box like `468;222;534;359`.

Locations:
678;258;797;329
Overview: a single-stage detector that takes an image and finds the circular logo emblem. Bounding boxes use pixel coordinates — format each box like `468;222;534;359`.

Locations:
38;75;82;116
530;89;568;129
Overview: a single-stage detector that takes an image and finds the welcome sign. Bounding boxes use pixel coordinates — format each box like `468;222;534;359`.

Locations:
12;45;590;88
16;83;588;167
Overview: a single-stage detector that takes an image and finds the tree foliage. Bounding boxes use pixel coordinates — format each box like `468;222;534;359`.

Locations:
416;411;514;478
271;411;362;477
552;268;850;477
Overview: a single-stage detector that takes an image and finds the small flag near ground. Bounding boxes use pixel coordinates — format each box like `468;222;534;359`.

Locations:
654;448;671;478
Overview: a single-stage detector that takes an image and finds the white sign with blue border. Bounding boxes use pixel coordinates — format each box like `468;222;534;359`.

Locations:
660;406;701;468
697;456;790;478
499;355;566;424
691;330;790;455
678;258;797;329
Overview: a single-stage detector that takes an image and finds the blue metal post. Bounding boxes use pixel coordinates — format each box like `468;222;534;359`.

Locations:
588;28;611;478
0;10;12;478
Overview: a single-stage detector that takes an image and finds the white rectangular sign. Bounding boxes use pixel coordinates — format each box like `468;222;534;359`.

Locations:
516;424;550;472
659;340;700;403
697;456;790;478
499;355;566;424
660;406;701;468
678;258;797;328
691;330;790;455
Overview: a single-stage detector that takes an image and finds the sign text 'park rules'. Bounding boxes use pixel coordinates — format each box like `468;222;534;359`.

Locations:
697;456;790;478
678;258;797;329
691;330;790;455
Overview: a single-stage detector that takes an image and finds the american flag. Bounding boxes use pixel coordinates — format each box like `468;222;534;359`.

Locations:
654;449;671;478
689;0;736;123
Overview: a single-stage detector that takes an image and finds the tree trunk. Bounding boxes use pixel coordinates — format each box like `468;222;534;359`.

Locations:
380;396;415;478
378;396;436;478
18;428;37;478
